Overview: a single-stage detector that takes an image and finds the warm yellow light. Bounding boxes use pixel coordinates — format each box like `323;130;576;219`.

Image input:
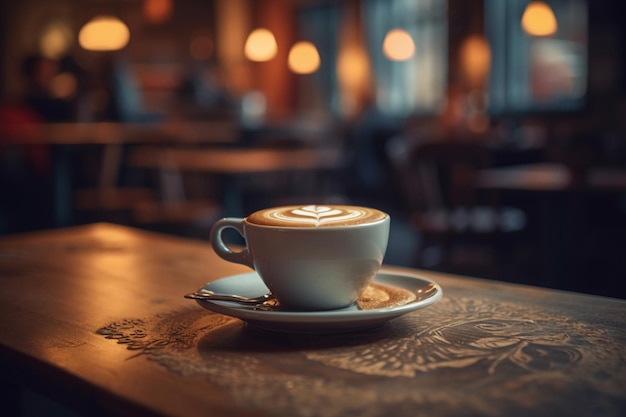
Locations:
382;29;415;61
143;0;173;24
337;46;369;91
336;45;370;117
244;28;278;62
521;1;558;37
459;35;491;87
50;72;78;99
78;16;130;51
288;41;320;74
40;23;73;59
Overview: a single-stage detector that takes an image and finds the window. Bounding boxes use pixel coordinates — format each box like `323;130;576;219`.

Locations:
297;0;447;118
297;4;341;114
363;0;448;116
486;0;588;114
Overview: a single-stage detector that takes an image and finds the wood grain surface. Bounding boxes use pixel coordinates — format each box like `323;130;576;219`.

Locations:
1;223;625;417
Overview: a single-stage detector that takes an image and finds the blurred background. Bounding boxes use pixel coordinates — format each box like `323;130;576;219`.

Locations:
1;0;624;298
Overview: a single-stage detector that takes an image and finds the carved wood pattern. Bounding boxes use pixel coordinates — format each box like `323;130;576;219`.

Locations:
97;296;626;417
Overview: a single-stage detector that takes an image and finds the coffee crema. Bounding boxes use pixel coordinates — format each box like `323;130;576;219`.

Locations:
246;205;388;228
356;282;417;310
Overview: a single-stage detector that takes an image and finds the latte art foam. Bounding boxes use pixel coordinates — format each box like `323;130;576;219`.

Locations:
247;205;387;227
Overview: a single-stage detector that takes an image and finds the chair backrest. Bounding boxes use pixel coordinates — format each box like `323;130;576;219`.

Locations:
404;141;492;212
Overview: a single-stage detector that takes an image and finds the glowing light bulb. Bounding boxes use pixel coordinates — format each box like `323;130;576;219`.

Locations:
521;1;558;37
79;16;130;51
459;35;491;87
382;29;415;61
288;41;321;74
143;0;173;24
337;46;368;91
50;72;78;99
40;23;73;59
244;28;278;62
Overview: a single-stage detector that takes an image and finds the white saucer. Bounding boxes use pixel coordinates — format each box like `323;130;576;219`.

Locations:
190;268;442;333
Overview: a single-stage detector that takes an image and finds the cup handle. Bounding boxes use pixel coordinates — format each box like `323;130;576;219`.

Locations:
210;218;254;269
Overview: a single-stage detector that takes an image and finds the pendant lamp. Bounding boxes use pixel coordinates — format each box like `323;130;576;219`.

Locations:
521;1;558;37
244;28;278;62
382;29;415;61
288;41;321;74
78;15;130;51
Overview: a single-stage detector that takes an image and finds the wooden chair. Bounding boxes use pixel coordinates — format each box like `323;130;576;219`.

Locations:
400;141;527;278
126;146;221;232
73;143;157;224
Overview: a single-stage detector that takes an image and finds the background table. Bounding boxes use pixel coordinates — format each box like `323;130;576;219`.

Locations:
0;223;624;417
128;146;345;216
1;121;239;227
476;162;626;191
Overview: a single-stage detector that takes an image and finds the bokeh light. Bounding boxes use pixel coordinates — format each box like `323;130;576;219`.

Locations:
143;0;173;24
40;22;73;59
288;41;321;74
521;1;558;37
459;35;491;87
78;16;130;51
244;28;278;62
49;72;78;99
382;29;415;61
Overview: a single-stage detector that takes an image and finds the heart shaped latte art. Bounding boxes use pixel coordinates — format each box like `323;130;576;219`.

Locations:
291;205;344;219
248;205;386;227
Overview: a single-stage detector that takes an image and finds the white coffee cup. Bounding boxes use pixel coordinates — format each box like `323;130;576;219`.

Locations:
210;205;390;310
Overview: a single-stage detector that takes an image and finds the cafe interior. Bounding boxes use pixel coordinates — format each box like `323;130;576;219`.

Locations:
0;0;624;299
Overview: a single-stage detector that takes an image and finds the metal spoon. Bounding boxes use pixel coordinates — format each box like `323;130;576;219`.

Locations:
184;289;278;306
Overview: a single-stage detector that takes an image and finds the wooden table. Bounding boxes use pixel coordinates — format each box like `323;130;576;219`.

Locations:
1;223;624;417
2;121;240;227
128;146;345;216
127;146;344;174
476;162;626;191
16;121;239;145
